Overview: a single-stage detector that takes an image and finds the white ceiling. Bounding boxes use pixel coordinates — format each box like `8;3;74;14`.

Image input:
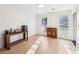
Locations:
0;4;77;14
23;4;77;14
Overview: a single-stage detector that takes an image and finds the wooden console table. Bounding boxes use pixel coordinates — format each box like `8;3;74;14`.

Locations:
47;28;57;38
4;31;28;50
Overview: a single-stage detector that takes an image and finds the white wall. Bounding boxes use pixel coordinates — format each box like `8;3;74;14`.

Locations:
77;9;79;43
73;12;77;41
36;14;48;35
36;10;73;40
0;5;36;48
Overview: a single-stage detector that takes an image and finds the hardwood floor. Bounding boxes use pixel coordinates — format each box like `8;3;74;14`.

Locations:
35;37;58;54
0;35;76;54
0;35;39;54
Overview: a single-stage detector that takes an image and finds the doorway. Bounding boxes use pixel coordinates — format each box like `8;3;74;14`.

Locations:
41;17;47;36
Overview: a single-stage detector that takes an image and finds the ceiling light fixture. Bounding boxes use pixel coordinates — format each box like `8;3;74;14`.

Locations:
38;4;44;8
50;8;55;10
